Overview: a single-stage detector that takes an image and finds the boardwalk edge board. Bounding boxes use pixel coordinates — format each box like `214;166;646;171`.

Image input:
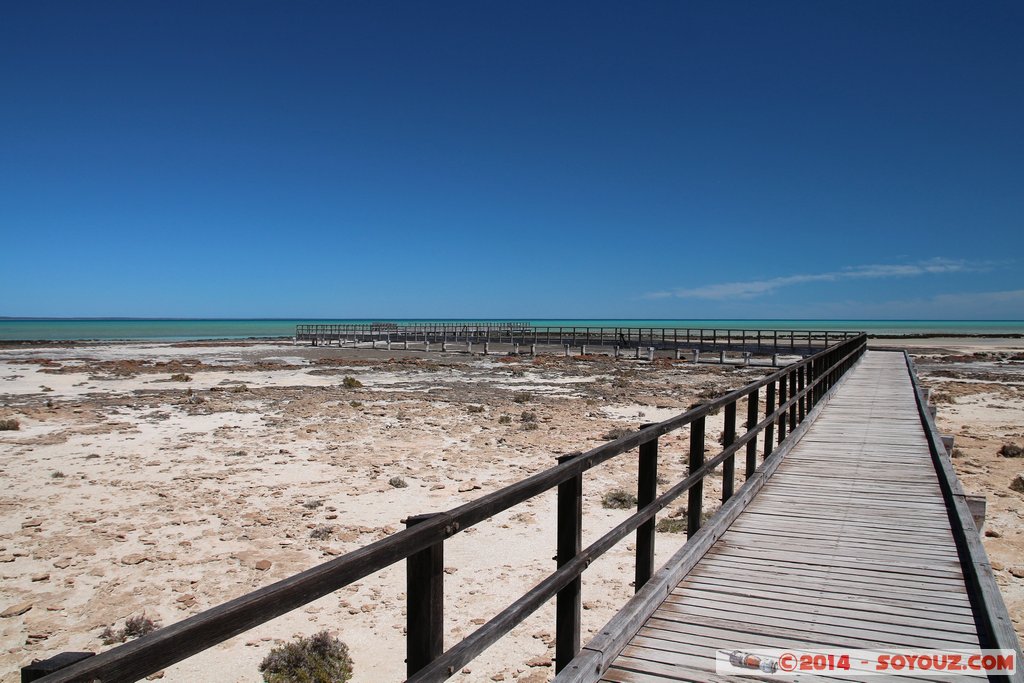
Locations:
553;355;862;683
904;351;1024;681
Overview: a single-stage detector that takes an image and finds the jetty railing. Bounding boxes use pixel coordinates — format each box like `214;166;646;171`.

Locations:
29;335;868;683
296;324;860;355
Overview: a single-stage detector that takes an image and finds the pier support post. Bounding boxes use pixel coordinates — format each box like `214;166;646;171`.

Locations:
442;341;448;352
513;343;519;354
674;348;681;360
467;341;473;354
580;344;587;356
564;344;571;357
647;347;654;361
484;341;490;355
405;513;444;678
719;350;725;364
530;343;537;356
634;347;641;359
404;340;409;350
772;353;779;367
692;349;700;364
743;351;751;366
614;345;620;358
424;341;430;352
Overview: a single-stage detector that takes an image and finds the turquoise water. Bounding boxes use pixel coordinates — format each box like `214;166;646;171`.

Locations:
1;319;1022;341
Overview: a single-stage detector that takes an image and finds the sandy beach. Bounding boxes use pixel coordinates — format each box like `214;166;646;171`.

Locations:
1;338;1022;682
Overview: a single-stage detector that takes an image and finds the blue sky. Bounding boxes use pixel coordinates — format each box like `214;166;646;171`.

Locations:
2;2;1022;319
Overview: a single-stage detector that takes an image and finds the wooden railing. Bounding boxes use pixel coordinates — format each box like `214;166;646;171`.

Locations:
30;335;868;683
296;324;860;355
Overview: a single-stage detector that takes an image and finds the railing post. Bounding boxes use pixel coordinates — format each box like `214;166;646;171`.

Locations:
746;388;759;476
797;365;806;421
687;416;706;537
555;453;583;673
721;401;736;502
764;381;776;457
788;370;798;431
636;428;658;591
405;513;444;678
777;373;788;444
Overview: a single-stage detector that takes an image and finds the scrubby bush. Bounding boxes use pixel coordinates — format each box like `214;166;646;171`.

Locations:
169;373;192;382
51;471;65;479
310;525;334;540
349;401;363;408
656;517;686;534
522;421;539;431
231;384;249;393
602;427;632;441
342;376;362;389
466;405;485;414
601;488;637;509
0;418;20;431
259;631;353;683
388;476;408;488
303;499;324;510
498;415;512;425
100;614;160;645
520;411;537;423
512;391;531;403
999;443;1023;458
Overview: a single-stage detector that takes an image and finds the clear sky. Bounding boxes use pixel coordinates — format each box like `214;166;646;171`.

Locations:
2;2;1022;319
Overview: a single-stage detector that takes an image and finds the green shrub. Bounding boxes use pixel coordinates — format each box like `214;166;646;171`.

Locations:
498;415;512;424
655;517;686;534
601;489;637;509
520;411;537;422
259;631;353;683
0;418;19;431
342;376;362;389
388;476;408;488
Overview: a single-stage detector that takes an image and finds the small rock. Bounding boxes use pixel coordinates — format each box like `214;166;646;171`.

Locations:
31;573;49;582
1;601;32;618
0;555;15;563
21;520;42;529
526;655;552;667
458;481;482;493
175;594;196;607
145;671;165;680
1010;474;1024;494
121;554;150;565
985;529;1002;538
254;559;272;571
1010;567;1024;579
491;675;505;682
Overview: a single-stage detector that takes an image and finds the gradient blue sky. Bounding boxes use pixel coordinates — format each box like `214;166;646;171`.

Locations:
2;2;1022;319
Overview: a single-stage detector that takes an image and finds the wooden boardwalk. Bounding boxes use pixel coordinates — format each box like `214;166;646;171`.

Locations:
589;351;996;682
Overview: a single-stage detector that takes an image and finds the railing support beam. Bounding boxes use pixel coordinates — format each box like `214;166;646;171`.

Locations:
406;513;444;678
635;429;658;591
555;453;583;673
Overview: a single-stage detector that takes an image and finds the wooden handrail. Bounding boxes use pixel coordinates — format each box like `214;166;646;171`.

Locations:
33;336;867;683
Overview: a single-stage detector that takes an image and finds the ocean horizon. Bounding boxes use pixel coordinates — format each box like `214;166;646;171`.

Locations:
1;318;1023;341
